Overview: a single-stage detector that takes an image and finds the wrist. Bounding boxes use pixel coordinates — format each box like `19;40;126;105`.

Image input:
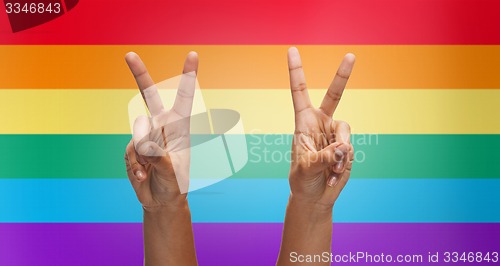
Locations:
143;195;190;215
287;193;333;224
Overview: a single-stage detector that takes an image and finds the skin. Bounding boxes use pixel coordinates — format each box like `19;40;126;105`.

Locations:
124;51;199;266
277;47;356;266
123;47;353;265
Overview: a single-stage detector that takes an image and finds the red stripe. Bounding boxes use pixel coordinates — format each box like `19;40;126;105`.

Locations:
0;0;499;44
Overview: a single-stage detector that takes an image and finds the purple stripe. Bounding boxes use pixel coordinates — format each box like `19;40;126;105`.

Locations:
0;223;499;265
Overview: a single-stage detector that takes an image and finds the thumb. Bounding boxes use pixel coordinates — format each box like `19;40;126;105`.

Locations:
133;115;152;165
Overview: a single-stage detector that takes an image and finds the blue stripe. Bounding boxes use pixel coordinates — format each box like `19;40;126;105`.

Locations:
1;178;499;222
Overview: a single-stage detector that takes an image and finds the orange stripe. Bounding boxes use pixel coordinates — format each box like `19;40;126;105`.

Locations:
1;45;499;89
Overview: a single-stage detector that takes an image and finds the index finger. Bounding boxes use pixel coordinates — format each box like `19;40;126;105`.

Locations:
125;52;165;116
288;47;312;114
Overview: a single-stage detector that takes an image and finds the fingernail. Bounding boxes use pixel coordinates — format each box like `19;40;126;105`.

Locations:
335;160;344;172
135;170;145;180
334;149;343;161
328;175;336;187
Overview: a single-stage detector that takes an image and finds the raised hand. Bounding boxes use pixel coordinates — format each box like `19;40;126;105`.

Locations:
287;47;355;208
124;51;198;209
278;47;355;266
124;51;198;266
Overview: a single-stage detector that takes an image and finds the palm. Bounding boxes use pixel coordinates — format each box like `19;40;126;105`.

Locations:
146;110;191;201
287;47;355;206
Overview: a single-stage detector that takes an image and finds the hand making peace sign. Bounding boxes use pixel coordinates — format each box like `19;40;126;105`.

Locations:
287;47;355;208
124;51;198;210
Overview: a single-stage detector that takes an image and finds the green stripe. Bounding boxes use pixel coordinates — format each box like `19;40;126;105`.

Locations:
0;134;498;178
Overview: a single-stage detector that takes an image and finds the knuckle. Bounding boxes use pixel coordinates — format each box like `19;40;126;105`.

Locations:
336;120;351;131
336;69;351;80
345;123;351;132
292;82;307;92
326;88;342;102
345;161;353;171
175;89;194;99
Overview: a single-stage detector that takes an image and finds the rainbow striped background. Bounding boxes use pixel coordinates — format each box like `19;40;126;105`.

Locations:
1;0;500;265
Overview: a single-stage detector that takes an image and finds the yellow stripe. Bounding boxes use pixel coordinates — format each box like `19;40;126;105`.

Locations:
1;45;500;89
1;89;498;134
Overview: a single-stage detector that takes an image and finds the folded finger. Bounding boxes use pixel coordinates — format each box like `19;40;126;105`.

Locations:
125;141;148;183
310;142;350;171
